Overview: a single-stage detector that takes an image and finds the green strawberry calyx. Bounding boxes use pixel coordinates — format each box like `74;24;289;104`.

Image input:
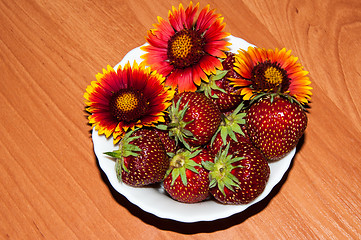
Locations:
210;103;246;146
202;144;244;196
198;69;228;99
166;148;202;187
103;129;142;181
158;96;195;150
250;92;306;110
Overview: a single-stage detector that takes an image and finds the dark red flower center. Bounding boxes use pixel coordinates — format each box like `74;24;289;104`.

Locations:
167;29;205;69
251;61;290;93
110;89;149;122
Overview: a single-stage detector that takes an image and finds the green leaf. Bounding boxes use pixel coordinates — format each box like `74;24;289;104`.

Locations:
229;156;244;165
115;158;129;183
233;116;246;125
186;165;199;174
189;149;202;159
168;122;178;128
180;168;188;186
122;160;129;173
156;124;168;130
211;93;219;99
218;181;226;196
212;69;229;80
104;151;121;159
202;161;214;171
210;127;221;146
126;135;142;143
220;127;228;145
167;152;175;158
270;94;275;103
231;123;244;135
210;82;227;93
249;92;267;105
233;102;245;115
115;159;123;181
178;100;189;119
177;133;191;151
122;150;139;157
182;129;194;137
223;177;236;192
228;172;240;185
209;178;217;188
171;168;180;186
228;128;238;142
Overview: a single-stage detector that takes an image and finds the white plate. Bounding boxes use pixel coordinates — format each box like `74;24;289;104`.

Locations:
93;36;295;223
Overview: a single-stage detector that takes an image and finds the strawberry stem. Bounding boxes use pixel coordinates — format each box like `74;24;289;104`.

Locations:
203;144;244;196
167;96;197;150
198;69;228;99
167;149;202;186
211;103;246;146
103;129;142;182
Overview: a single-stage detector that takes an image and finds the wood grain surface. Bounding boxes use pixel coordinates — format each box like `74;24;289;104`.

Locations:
1;0;360;239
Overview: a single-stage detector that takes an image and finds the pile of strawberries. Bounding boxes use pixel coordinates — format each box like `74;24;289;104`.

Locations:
105;53;307;205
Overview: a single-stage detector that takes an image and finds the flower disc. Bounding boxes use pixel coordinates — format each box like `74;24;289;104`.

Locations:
167;29;205;69
110;89;149;122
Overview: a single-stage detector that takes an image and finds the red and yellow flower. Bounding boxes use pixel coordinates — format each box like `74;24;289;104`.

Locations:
84;62;175;143
141;2;230;92
231;47;312;104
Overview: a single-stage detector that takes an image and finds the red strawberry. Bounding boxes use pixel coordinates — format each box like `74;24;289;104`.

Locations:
163;148;213;203
153;117;179;154
200;52;243;113
203;143;270;204
246;94;307;161
104;129;169;187
168;92;221;149
153;127;178;154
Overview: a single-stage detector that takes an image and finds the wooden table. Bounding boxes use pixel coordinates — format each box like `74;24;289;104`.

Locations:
1;0;360;239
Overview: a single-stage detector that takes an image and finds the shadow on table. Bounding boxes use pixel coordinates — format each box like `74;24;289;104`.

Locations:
96;134;305;234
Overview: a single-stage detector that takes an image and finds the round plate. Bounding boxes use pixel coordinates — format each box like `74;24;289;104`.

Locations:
93;36;295;223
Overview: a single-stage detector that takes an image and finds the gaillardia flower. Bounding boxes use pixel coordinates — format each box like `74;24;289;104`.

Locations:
84;62;175;143
231;47;312;104
141;2;230;92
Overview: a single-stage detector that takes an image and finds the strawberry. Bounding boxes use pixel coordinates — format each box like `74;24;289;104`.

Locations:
203;143;270;204
153;127;178;154
104;129;169;187
246;94;307;161
153;117;179;154
200;52;243;113
167;91;221;149
163;148;213;203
